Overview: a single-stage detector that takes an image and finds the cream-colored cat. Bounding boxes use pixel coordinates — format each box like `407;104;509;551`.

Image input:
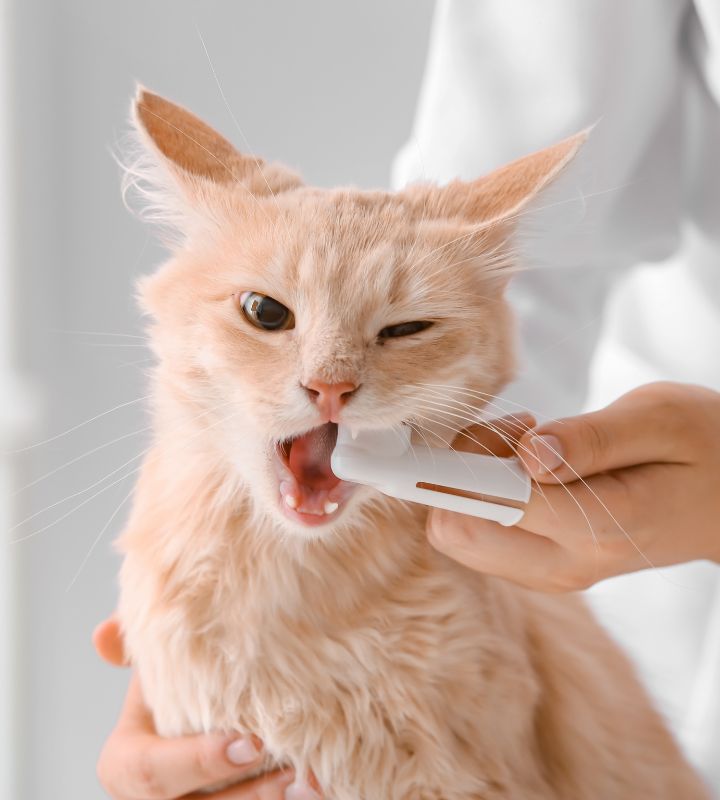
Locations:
117;89;709;799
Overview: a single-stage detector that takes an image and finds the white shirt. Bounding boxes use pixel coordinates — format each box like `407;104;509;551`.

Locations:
393;0;720;790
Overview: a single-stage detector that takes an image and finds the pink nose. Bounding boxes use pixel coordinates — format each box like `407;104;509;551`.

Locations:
303;379;359;420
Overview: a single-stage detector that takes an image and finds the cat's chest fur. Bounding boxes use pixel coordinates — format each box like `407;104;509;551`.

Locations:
118;463;540;797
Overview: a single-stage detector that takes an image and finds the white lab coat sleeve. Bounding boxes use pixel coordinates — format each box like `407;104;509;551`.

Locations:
392;0;691;419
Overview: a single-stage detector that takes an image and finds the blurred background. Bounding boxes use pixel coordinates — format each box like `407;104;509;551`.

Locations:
0;2;434;797
1;1;719;798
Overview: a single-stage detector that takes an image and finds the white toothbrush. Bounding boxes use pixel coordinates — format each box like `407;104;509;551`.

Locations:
331;424;530;526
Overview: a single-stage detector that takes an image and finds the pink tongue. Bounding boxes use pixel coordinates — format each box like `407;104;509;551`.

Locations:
288;425;339;490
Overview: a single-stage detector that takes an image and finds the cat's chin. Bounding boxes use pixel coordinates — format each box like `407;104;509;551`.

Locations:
271;422;359;530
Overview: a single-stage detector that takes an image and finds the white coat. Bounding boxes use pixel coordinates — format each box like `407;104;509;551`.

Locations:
393;0;720;791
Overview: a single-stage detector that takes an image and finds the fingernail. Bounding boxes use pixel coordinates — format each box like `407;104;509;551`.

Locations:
529;434;563;474
285;780;322;800
226;736;261;765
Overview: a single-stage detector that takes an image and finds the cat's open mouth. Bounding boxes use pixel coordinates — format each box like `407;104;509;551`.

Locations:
273;422;358;526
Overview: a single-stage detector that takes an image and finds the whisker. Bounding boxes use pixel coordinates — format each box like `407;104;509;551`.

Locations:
412;411;590;548
195;24;293;241
414;389;534;436
11;399;237;541
410;410;542;503
52;329;148;340
7;394;152;455
418;383;564;426
65;485;136;592
11;424;152;497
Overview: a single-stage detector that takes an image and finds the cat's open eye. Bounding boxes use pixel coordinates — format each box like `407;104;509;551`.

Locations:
378;321;434;339
237;292;295;332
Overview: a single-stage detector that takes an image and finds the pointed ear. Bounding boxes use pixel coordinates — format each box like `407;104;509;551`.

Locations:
419;130;589;226
131;87;302;196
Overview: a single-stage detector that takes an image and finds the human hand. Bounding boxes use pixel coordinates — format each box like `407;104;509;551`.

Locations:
426;382;720;591
93;618;311;799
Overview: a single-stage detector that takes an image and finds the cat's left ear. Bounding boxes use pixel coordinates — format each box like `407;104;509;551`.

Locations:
412;129;589;228
132;88;302;195
124;87;302;235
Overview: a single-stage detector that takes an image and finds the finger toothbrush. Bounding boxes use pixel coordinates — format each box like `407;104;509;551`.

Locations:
331;425;530;526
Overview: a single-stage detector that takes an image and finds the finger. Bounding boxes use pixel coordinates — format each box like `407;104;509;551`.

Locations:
103;723;267;800
116;673;155;731
185;769;296;799
427;507;562;588
515;470;640;556
93;616;128;667
452;412;536;458
518;389;690;482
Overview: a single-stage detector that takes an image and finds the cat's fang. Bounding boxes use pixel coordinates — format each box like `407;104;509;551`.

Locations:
324;501;339;514
284;493;299;509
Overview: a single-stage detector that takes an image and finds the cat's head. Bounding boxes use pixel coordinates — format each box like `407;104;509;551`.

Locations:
125;88;584;538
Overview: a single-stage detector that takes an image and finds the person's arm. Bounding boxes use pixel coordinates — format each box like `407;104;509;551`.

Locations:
427;382;720;591
93;619;319;800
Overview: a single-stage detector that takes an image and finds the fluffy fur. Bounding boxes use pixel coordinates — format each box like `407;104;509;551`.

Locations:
117;89;709;799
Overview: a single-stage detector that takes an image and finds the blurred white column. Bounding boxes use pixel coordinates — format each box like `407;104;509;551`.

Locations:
0;1;15;796
1;2;36;798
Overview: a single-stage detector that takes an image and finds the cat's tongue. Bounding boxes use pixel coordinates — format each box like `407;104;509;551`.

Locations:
288;423;339;490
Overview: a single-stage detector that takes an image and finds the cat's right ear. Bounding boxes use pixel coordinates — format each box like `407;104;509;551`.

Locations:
123;87;302;233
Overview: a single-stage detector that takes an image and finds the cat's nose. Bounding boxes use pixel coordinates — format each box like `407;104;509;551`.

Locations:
303;379;359;421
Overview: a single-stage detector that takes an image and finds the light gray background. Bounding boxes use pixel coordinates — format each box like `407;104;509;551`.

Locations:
6;2;434;797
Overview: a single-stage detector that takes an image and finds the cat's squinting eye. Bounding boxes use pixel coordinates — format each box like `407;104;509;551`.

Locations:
237;292;295;332
378;321;434;339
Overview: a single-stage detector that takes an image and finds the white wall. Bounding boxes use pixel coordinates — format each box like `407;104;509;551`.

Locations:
7;2;434;797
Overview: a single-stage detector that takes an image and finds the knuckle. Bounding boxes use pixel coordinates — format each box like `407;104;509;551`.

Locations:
550;567;594;593
126;747;168;800
576;417;609;466
427;511;458;551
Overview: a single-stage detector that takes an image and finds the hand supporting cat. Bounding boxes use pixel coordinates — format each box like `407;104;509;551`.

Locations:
94;619;301;800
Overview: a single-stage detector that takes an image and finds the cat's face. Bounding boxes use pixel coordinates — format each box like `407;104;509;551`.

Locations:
129;89;584;538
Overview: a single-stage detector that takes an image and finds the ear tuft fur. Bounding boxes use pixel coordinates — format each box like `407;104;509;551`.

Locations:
411;129;589;229
118;85;303;242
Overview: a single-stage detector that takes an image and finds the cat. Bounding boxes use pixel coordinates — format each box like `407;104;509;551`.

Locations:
116;88;709;799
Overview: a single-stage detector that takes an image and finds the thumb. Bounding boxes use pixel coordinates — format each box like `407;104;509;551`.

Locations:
518;388;685;483
93;616;128;667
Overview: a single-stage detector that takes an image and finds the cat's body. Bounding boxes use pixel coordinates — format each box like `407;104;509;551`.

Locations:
117;90;709;798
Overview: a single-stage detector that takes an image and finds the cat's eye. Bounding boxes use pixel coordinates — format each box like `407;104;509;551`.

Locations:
238;292;295;332
378;320;434;339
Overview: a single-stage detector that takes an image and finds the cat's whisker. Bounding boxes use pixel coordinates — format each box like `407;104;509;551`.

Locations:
10;464;143;545
11;399;238;542
417;383;564;426
411;411;591;556
10;424;153;498
414;389;537;439
410;409;549;506
116;357;158;370
82;342;150;348
404;419;438;473
416;403;657;564
52;329;149;340
417;392;657;568
6;394;152;455
195;25;293;242
65;484;136;592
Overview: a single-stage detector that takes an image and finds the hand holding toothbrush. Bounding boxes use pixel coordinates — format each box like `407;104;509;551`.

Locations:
427;382;720;592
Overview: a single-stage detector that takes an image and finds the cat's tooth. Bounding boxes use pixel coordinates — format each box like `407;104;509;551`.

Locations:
284;493;299;509
324;500;339;515
350;427;358;440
